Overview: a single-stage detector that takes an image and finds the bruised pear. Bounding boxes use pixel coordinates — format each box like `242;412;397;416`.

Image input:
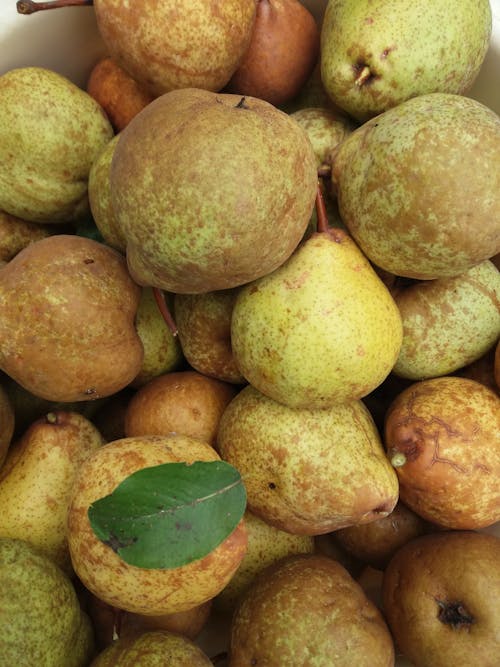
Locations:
331;93;500;279
110;88;318;293
385;376;500;529
0;235;143;402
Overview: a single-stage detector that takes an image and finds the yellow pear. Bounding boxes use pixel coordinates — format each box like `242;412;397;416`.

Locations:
0;411;104;572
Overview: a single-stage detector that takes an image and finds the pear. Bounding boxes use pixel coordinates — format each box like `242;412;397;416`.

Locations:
0;209;52;262
93;0;257;96
231;221;403;409
90;629;212;666
215;509;315;612
124;370;237;448
67;435;248;615
333;500;428;570
0;382;14;469
131;287;184;388
331;93;500;279
382;531;500;667
0;67;113;223
385;376;500;529
290;106;356;168
174;289;245;384
0;537;95;667
217;385;399;535
228;553;395;666
86;56;155;132
88;134;127;252
110;87;318;293
320;0;492;121
496;340;500;389
0;234;143;402
0;411;104;572
226;0;320;108
393;260;500;380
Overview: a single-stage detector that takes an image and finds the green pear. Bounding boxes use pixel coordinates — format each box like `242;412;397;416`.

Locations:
90;629;212;666
331;93;500;279
110;88;318;293
231;228;403;408
320;0;492;121
88;134;126;252
0;537;95;666
0;234;143;402
393;260;500;380
0;67;114;224
0;411;104;572
290;106;356;168
131;287;184;388
217;385;399;535
174;289;245;384
215;509;314;612
229;554;395;666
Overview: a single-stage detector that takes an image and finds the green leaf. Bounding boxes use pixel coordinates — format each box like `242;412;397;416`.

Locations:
87;460;246;569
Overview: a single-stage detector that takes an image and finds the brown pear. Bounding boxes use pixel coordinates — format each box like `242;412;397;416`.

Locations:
382;531;500;667
226;0;320;107
0;235;143;402
174;289;245;384
229;554;395;666
87;56;155;132
124;370;237;447
385;376;500;529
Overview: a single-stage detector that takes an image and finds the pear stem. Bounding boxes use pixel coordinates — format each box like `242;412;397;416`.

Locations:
17;0;93;14
315;182;330;234
152;287;178;337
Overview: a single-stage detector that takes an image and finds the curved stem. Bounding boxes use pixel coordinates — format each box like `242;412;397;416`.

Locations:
152;287;178;337
315;181;330;234
17;0;93;14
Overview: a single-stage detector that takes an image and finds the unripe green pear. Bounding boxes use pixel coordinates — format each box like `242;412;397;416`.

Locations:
231;228;403;408
0;537;94;666
0;67;113;223
393;260;500;380
321;0;492;121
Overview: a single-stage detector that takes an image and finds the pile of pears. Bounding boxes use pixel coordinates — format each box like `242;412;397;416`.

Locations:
1;1;499;666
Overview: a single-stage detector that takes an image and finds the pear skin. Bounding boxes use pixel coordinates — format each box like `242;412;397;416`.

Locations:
385;376;500;529
231;229;403;408
217;385;398;535
67;435;248;615
0;411;104;572
0;210;52;262
0;234;143;402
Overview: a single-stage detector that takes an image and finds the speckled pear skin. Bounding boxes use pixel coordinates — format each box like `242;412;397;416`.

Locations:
90;629;213;667
0;67;113;224
331;93;500;279
94;0;256;96
0;411;104;573
320;0;492;121
229;554;395;667
67;435;248;616
88;134;126;252
110;88;318;294
231;229;403;408
290;106;356;166
215;509;314;611
217;385;399;535
384;376;500;529
0;537;94;667
393;260;500;380
0;235;144;403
